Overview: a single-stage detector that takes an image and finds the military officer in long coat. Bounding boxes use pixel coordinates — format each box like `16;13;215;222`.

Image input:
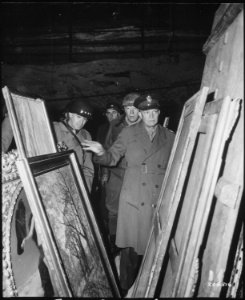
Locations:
102;93;141;257
82;94;175;295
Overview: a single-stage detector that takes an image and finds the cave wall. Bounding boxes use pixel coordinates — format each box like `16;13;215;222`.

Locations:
1;52;206;133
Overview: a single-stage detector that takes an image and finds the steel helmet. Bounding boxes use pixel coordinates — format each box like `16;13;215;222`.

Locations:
66;100;93;119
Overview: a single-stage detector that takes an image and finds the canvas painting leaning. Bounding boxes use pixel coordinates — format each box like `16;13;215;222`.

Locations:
16;151;121;297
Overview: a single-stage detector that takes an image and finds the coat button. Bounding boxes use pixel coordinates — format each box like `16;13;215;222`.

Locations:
152;204;156;208
141;202;144;206
142;182;146;186
155;185;159;188
157;164;161;168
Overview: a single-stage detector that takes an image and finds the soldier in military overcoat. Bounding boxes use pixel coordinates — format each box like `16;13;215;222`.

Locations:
98;93;142;259
82;94;175;294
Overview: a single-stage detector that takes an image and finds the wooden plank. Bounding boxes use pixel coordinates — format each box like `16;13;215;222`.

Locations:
132;86;209;298
201;10;243;101
169;239;179;274
211;3;231;31
182;97;241;297
203;3;243;54
198;6;243;297
197;99;243;297
2;87;26;158
164;111;217;297
2;86;57;158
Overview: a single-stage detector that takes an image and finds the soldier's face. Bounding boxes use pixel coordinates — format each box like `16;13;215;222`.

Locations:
140;109;160;127
68;113;88;130
105;108;120;122
124;105;140;123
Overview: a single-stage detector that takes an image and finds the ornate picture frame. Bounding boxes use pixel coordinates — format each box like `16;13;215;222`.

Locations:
2;150;21;297
16;150;121;297
2;150;53;297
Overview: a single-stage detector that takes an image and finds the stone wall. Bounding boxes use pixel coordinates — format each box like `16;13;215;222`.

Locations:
1;52;205;133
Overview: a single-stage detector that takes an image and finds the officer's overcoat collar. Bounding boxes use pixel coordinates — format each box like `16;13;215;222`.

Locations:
134;121;167;161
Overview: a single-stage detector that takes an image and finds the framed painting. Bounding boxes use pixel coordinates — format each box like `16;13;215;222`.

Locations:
132;86;209;297
16;150;121;297
2;150;55;297
2;86;56;158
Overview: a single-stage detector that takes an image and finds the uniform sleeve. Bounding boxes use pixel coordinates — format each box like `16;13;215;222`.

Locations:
83;130;93;163
93;127;128;166
81;130;94;192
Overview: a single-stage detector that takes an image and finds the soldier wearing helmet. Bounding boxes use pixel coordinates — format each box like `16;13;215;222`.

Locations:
104;102;122;123
96;102;122;146
53;100;94;192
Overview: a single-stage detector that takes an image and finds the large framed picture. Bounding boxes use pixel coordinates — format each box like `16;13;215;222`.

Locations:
2;86;56;158
16;150;121;297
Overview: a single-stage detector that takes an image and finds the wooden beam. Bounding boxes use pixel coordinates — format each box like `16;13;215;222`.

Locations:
203;3;243;54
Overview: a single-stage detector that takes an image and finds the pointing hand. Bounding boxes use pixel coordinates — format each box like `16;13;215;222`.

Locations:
82;140;105;156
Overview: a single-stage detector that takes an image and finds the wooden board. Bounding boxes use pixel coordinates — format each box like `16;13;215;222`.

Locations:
132;86;209;297
203;3;243;54
199;5;243;297
201;10;243;101
196;98;243;297
170;96;241;297
2;86;56;158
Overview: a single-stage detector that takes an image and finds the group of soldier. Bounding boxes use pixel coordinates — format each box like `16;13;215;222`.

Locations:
82;92;175;295
2;91;175;296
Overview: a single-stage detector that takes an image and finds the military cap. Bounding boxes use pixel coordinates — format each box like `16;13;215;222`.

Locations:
134;94;160;110
105;102;121;114
122;92;140;107
66;100;93;119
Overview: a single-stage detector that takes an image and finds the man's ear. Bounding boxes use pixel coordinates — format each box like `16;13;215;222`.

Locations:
139;111;142;119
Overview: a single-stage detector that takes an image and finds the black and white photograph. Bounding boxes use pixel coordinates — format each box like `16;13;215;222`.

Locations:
1;2;243;298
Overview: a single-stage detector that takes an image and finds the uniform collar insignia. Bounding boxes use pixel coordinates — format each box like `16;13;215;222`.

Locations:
146;95;152;103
